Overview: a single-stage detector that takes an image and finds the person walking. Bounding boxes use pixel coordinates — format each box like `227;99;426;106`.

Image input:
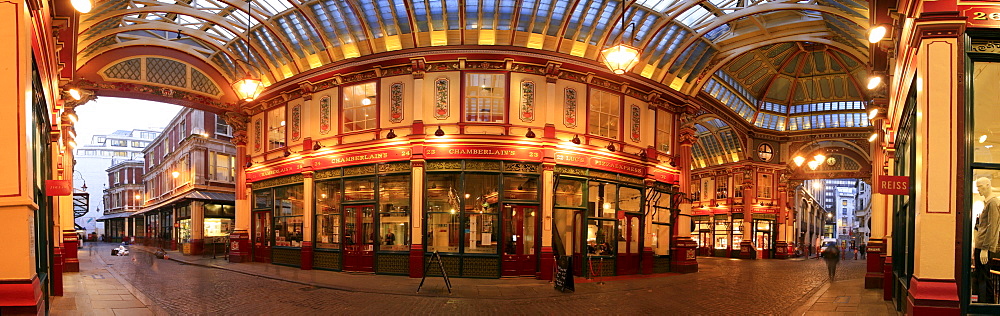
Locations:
822;245;841;281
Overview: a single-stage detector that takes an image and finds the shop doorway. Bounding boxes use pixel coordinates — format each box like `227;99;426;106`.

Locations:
252;211;271;263
754;219;774;259
502;205;538;276
343;205;375;272
616;213;641;275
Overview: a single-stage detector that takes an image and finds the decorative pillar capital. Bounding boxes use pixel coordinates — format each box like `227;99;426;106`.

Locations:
411;57;427;79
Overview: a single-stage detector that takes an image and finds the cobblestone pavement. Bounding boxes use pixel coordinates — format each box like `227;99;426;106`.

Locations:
94;243;883;315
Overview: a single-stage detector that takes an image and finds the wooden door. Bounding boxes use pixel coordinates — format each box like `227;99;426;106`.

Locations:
252;211;271;263
502;205;538;276
616;214;641;275
343;205;375;272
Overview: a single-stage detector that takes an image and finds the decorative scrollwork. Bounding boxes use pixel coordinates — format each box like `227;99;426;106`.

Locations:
314;168;341;180
427;161;463;171
465;161;502;171
251;174;304;190
503;162;539;174
344;165;376;176
378;162;412;174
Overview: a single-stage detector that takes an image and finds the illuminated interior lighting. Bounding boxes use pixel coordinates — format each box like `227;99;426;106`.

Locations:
867;76;882;90
793;156;805;167
980;135;988;144
868;25;887;43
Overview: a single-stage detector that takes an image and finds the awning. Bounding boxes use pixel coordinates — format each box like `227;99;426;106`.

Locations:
96;212;134;221
132;190;236;217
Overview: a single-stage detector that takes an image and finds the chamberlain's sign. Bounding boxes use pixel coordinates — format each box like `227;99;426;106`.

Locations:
878;175;910;195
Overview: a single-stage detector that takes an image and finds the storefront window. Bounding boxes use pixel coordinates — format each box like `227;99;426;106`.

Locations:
651;193;672;256
503;175;538;201
204;218;233;237
316;181;342;249
344;177;375;201
619;186;641;212
732;218;744;250
274;185;304;247
463;174;499;254
586;219;615;256
204;203;235;217
379;175;410;251
427;174;460;252
554;208;577;256
178;219;192;242
255;190;273;209
555;178;585;207
714;220;729;249
589;181;617;218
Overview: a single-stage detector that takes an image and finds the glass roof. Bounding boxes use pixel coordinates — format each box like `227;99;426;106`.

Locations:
692;117;743;168
77;0;869;95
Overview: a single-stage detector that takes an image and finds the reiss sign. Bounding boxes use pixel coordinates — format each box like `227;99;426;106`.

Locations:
877;176;910;195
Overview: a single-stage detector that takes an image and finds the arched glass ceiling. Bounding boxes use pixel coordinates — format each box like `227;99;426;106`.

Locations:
77;0;869;95
692;117;743;168
701;40;871;131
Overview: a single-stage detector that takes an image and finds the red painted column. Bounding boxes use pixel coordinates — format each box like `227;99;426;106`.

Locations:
670;125;698;273
52;247;64;296
410;244;425;278
228;119;252;263
539;246;555;280
774;175;790;259
740;167;755;259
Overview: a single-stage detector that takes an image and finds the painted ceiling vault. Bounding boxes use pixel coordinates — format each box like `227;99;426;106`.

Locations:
75;0;871;133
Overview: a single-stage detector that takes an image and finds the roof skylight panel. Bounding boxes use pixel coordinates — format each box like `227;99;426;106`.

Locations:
547;0;570;36
410;0;430;32
256;0;293;15
358;0;384;37
676;4;712;27
635;0;672;12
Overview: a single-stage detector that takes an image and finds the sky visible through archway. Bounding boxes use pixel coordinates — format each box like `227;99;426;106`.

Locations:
75;97;182;145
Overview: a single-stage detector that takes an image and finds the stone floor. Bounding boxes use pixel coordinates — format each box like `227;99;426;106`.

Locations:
50;243;160;316
52;243;899;315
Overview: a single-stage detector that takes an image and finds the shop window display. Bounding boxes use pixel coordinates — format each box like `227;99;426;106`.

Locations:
586;219;616;256
316;181;342;249
971;59;1000;307
651;193;672;256
344;177;375;201
589;181;618;218
463;174;500;254
273;185;304;247
427;174;461;253
378;175;410;251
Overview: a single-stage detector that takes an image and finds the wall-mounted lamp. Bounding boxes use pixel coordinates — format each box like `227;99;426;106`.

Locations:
171;171;180;179
807;160;820;170
868;24;888;44
434;126;445;137
525;128;536;138
606;143;616;152
571;134;581;145
245;161;253;168
283;150;291;157
70;0;92;13
868;133;878;142
866;76;882;90
313;141;322;150
868;108;880;120
67;88;83;100
386;129;397;139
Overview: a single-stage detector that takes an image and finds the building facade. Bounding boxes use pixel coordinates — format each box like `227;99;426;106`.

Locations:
74;129;160;236
97;160;144;242
131;108;237;255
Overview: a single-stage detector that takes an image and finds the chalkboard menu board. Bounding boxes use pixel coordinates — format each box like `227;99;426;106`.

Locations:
553;256;574;292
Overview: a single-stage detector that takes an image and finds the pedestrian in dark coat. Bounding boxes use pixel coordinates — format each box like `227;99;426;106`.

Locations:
823;246;841;281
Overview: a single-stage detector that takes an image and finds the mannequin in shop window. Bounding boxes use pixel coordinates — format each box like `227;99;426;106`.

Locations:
975;177;1000;303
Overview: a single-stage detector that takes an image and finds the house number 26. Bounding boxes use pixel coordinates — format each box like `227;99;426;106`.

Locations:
972;11;1000;20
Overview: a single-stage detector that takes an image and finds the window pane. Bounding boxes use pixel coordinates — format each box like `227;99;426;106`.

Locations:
619;186;642;212
465;174;499;214
427;212;460;253
503;175;538;200
274;185;304;216
589;181;617;218
343;82;377;132
464;213;498;254
975;62;1000;164
464;73;506;122
586;219;615;256
556;178;585;207
589;89;620;139
267;107;286;150
344;177;375;201
427;174;460;213
274;215;303;247
379;175;410;251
